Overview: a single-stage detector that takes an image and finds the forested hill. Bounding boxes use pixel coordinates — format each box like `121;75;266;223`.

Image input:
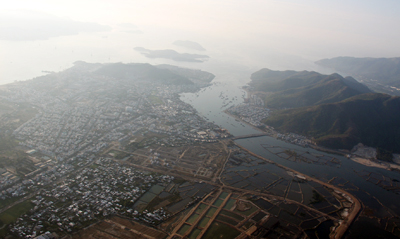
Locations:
249;68;371;108
316;57;400;95
94;63;194;85
264;93;400;153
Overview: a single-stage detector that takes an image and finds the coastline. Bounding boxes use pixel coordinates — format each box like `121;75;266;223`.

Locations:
350;156;400;171
225;101;400;172
223;109;274;134
225;90;360;237
225;107;345;154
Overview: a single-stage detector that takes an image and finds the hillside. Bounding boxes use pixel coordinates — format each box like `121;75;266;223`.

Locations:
249;68;371;108
156;64;215;83
94;62;194;85
264;93;400;153
316;57;400;95
134;47;209;62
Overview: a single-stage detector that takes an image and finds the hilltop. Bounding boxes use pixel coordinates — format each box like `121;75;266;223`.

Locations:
249;68;371;108
172;40;206;51
156;64;215;83
316;57;400;95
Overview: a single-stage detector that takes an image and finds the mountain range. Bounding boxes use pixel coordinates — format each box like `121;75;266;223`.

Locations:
249;68;400;155
316;57;400;95
249;68;371;108
264;93;400;154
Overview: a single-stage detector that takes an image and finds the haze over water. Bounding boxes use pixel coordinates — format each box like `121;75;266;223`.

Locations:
0;28;331;86
3;0;400;84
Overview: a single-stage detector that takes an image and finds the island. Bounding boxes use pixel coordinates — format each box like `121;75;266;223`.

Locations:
134;47;209;62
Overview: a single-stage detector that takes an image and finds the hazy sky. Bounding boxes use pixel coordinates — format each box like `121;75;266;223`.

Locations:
1;0;400;84
3;0;400;58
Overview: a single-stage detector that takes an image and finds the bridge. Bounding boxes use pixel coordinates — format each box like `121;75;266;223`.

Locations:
231;133;270;140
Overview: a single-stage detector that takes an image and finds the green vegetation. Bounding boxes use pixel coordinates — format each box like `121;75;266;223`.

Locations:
264;93;400;153
223;199;236;210
198;217;210;228
215;214;238;226
125;141;141;151
188;228;202;239
0;200;34;230
219;192;229;199
202;221;241;239
249;68;370;109
148;95;163;105
220;210;245;221
195;204;208;214
177;224;191;235
186;213;200;224
108;150;130;159
212;199;224;207
205;207;217;217
90;164;99;169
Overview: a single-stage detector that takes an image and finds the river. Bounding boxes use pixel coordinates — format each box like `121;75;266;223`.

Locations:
180;66;400;238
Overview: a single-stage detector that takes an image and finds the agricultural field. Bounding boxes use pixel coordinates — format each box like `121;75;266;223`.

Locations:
0;201;34;237
123;142;229;180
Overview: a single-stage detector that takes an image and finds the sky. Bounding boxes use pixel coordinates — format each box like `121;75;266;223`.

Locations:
2;0;400;57
1;0;400;83
3;0;400;56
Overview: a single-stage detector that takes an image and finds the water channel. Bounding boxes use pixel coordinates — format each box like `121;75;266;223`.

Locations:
180;66;400;238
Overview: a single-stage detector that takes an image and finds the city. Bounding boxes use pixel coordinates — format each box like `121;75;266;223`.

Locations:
0;62;361;238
